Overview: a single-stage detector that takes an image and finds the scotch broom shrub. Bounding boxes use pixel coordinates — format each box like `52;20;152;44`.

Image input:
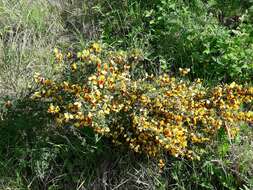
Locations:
32;43;253;167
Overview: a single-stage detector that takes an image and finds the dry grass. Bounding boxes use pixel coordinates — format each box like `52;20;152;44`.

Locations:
88;154;164;190
0;0;74;99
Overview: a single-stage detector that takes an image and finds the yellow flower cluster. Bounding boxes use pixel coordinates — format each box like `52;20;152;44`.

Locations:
33;42;253;161
54;48;63;62
179;68;190;76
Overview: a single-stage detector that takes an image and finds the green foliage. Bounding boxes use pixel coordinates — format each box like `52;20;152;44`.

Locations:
0;98;107;189
58;0;101;44
162;126;253;190
208;0;253;17
152;0;253;82
91;0;155;61
95;0;253;83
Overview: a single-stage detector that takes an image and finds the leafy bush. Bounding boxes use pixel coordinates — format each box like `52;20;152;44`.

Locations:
152;0;253;82
32;43;253;165
94;0;253;83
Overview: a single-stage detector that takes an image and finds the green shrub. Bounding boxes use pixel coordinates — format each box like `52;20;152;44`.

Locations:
152;0;253;82
94;0;253;83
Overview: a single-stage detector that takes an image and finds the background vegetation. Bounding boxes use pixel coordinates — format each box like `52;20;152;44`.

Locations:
0;0;252;189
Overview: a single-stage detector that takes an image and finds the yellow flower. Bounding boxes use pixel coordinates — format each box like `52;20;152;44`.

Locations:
81;49;90;60
74;122;81;127
98;75;106;88
74;102;82;110
71;63;77;71
67;52;72;59
53;48;59;54
48;104;60;114
31;91;42;99
55;52;63;61
91;42;102;53
64;113;74;122
158;159;165;169
179;68;190;76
